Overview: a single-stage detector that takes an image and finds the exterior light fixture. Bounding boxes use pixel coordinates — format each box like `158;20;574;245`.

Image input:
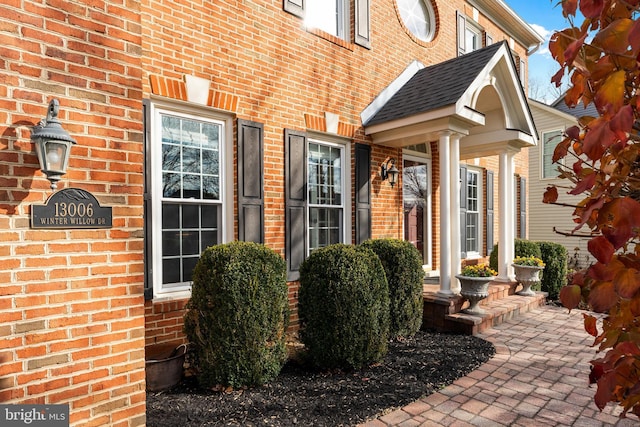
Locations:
31;99;76;190
380;157;399;188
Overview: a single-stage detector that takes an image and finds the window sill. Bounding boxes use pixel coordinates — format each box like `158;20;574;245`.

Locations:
151;290;192;303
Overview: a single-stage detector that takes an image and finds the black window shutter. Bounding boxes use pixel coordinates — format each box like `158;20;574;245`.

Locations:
285;129;307;281
237;119;264;243
457;11;466;56
142;101;153;300
355;143;371;244
355;0;371;49
485;170;494;256
460;165;468;258
284;0;304;18
520;176;526;239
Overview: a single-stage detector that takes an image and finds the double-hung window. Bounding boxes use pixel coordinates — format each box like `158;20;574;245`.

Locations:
147;100;232;297
457;12;486;56
307;140;345;253
465;170;480;255
542;130;563;179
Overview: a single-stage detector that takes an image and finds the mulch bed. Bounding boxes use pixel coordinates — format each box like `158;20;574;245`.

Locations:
146;331;495;426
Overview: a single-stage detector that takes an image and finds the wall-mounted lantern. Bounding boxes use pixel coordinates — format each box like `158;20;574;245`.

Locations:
31;99;76;190
380;157;399;188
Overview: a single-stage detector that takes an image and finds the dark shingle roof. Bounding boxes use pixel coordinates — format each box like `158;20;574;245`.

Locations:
365;42;506;126
551;95;598;118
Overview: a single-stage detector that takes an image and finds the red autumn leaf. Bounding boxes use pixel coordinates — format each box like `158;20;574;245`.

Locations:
584;313;599;337
593;19;634;55
543;186;559;203
564;32;588;67
629;19;640;53
580;0;605;19
573;159;583;173
560;284;583;310
589;281;619;312
562;0;578;17
609;105;634;142
589;260;618;281
600;198;640;249
595;70;626;114
590;362;605;384
614;268;640;299
595;371;617;410
589;235;615;263
552;136;572;162
616;341;640;356
569;170;596;195
583;118;615;160
566;125;581;140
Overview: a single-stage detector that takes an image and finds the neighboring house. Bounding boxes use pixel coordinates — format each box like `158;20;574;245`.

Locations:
528;98;598;269
0;1;541;425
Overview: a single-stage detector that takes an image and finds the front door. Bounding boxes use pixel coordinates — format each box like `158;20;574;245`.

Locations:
403;156;431;269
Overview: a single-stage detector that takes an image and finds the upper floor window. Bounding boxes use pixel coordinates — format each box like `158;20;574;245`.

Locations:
306;0;349;40
542;130;563;179
396;0;436;42
457;12;488;56
284;0;371;48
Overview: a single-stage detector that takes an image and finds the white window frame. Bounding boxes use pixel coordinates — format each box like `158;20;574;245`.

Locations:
305;0;350;41
306;135;351;255
396;0;436;43
402;150;433;270
465;23;482;53
541;129;564;179
148;97;234;298
465;168;483;259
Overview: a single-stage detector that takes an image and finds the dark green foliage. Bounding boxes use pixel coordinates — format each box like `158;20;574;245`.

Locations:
489;239;542;271
537;241;568;300
298;244;390;370
361;239;424;338
183;241;289;388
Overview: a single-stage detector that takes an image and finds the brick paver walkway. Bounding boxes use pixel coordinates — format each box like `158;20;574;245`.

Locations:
360;305;639;426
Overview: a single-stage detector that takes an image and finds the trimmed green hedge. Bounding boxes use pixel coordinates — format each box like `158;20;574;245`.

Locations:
489;239;542;271
537;241;567;300
183;241;289;388
361;239;424;338
298;244;390;369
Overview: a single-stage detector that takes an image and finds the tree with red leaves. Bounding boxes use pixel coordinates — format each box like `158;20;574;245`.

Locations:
546;0;640;418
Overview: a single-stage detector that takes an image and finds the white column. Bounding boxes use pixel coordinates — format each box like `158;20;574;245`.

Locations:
449;133;461;294
438;132;453;296
497;150;516;281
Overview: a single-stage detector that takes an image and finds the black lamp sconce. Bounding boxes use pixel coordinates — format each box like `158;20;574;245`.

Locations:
31;99;76;190
380;157;399;188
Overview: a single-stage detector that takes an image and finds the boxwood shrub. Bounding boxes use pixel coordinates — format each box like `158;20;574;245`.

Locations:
298;244;390;370
537;241;567;300
489;239;542;271
361;239;424;338
183;241;289;388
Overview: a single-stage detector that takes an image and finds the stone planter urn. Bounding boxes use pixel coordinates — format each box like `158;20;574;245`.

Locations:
455;275;495;315
512;264;544;296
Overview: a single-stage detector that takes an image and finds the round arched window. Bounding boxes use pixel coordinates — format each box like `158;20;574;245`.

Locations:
396;0;436;42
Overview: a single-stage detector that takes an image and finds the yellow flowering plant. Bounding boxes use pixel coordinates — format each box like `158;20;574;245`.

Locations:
460;264;497;278
512;256;545;267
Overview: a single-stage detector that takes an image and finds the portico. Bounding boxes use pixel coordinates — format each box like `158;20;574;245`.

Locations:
361;41;538;295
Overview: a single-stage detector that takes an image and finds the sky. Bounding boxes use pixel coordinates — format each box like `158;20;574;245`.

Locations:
504;0;572;103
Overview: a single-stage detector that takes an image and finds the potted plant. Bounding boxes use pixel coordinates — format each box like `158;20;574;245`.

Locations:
512;256;545;296
456;264;497;315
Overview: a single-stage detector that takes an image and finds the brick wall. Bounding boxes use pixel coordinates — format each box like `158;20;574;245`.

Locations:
0;1;145;426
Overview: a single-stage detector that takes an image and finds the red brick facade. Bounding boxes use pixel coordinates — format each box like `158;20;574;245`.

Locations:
1;0;535;425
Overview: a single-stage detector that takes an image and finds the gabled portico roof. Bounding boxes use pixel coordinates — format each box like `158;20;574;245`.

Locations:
362;41;538;155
